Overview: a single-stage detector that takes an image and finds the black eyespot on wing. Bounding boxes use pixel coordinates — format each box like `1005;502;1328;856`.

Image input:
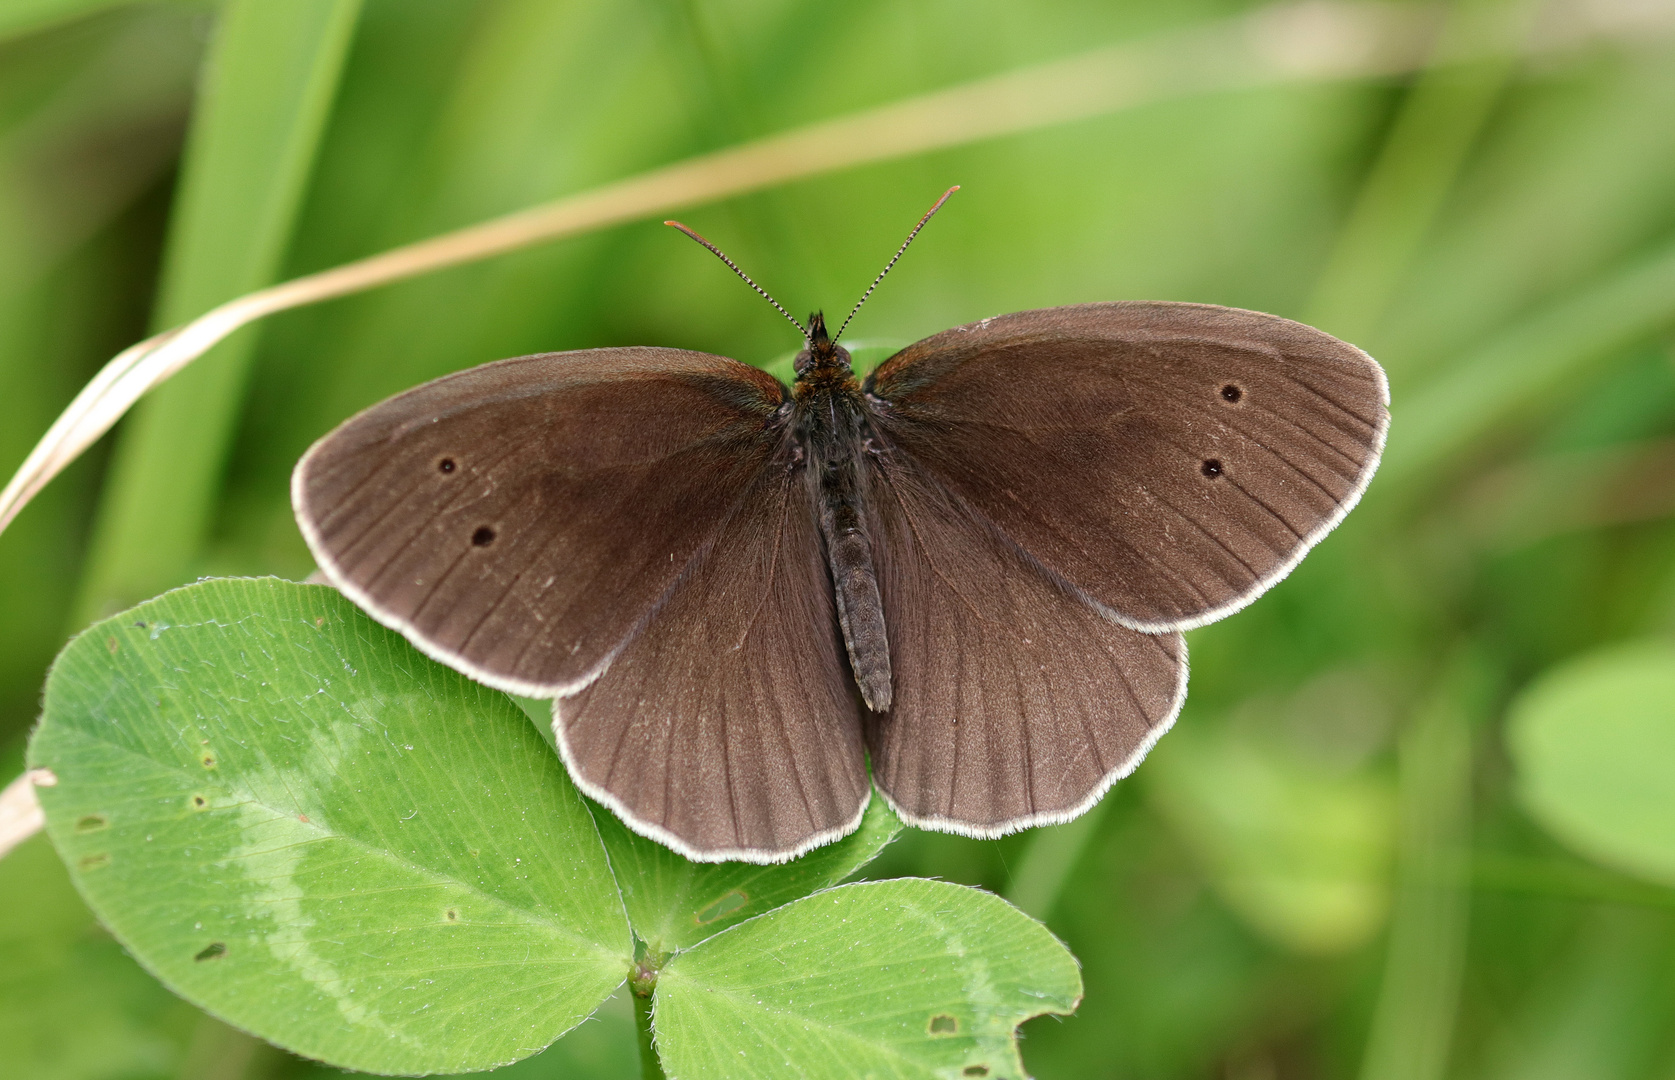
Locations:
1201;459;1223;478
437;457;456;473
471;526;495;547
1220;384;1242;402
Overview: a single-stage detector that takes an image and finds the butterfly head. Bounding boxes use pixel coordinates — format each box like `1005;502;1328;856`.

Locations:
793;311;854;386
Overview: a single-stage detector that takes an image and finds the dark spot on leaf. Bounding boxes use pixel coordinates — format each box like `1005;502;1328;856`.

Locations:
191;795;208;810
194;942;226;962
1201;459;1223;478
75;814;108;833
133;621;146;629
471;526;496;547
78;853;110;870
963;1067;989;1078
929;1014;958;1035
446;908;459;922
696;890;749;924
1220;384;1242;402
106;636;119;654
201;754;217;769
438;458;456;474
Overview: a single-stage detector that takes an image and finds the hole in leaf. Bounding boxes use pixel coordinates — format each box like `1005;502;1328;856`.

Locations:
963;1066;989;1078
201;754;217;769
191;795;208;810
78;853;110;870
438;458;456;474
195;942;226;962
1220;384;1242;402
75;815;108;833
1201;459;1223;478
471;526;496;547
696;890;749;924
928;1014;959;1035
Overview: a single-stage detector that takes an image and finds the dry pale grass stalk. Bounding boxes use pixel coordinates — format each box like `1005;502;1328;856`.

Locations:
0;769;55;860
0;1;1437;541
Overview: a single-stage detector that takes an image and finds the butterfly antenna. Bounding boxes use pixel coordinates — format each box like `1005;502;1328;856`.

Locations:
834;185;959;343
664;220;809;342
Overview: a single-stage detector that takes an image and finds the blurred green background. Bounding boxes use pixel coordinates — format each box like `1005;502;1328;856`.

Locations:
4;0;1675;1077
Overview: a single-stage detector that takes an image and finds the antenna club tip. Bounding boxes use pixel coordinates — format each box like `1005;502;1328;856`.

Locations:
663;220;681;227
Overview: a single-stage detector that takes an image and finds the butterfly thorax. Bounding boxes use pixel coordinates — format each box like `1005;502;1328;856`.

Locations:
789;311;893;712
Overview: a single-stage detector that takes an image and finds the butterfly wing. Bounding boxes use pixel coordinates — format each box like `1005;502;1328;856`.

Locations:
864;447;1186;833
295;347;868;862
556;460;870;863
293;347;794;695
865;302;1388;631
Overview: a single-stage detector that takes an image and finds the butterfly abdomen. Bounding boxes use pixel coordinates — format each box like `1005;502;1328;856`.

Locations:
797;384;893;713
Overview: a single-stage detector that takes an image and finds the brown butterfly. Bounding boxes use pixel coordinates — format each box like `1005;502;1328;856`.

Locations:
293;190;1388;863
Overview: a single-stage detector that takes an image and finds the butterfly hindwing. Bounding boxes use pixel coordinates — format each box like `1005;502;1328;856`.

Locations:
864;445;1187;834
555;459;871;862
865;301;1388;631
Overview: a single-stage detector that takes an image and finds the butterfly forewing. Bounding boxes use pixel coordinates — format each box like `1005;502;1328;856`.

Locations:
556;460;870;862
865;302;1388;631
864;445;1187;833
293;347;789;696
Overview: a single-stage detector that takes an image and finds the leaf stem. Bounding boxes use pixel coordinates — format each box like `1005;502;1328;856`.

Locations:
632;988;665;1080
1003;797;1112;919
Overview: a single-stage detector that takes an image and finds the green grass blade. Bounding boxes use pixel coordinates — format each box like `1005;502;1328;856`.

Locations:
74;0;362;622
1359;651;1489;1080
28;578;632;1074
1306;0;1526;343
1379;238;1675;498
0;11;201;743
0;0;139;43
